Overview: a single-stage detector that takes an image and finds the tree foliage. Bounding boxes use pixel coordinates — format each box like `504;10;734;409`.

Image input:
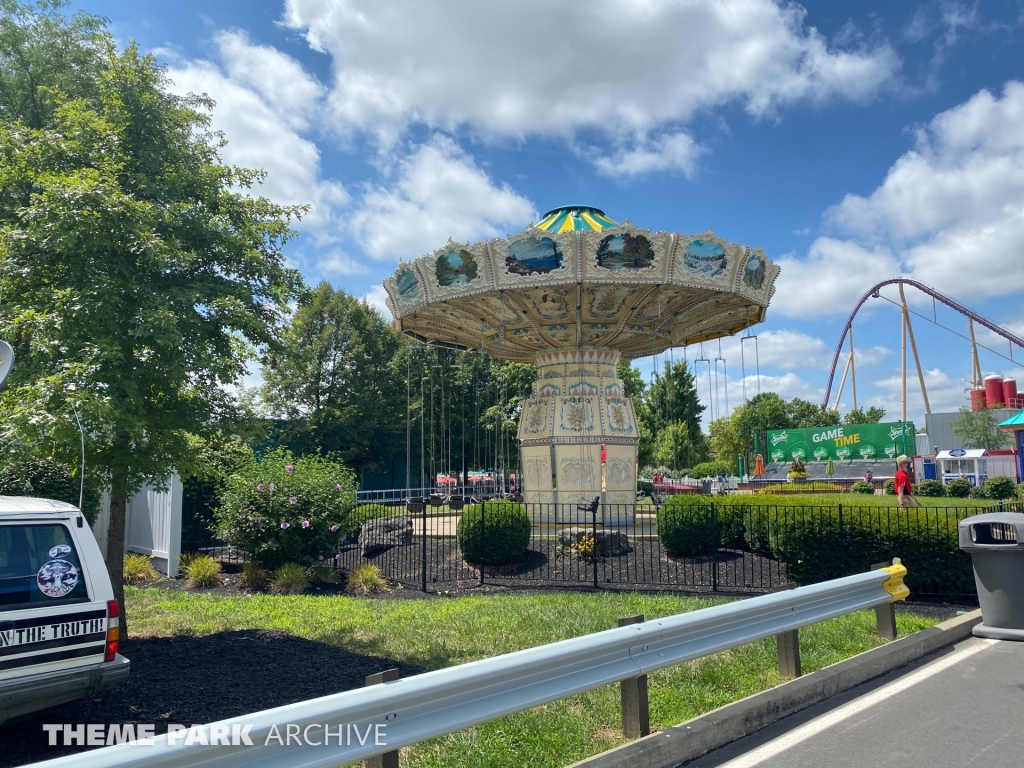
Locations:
844;406;886;425
638;359;707;472
0;2;304;626
951;406;1010;451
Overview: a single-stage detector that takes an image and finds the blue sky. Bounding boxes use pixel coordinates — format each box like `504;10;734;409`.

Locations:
76;0;1024;429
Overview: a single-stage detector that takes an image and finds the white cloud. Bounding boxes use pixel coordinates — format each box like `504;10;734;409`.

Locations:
317;250;368;275
772;237;900;318
284;0;899;157
351;136;537;260
592;132;705;178
166;32;349;235
872;366;972;420
363;284;392;318
713;329;889;372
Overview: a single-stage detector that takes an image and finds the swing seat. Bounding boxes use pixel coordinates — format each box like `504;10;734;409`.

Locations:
406;496;425;514
448;495;465;511
429;494;445;508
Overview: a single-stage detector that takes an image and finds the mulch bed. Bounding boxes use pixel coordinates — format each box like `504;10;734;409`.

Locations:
1;630;424;767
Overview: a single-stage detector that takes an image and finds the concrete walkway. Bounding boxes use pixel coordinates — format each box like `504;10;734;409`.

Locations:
686;635;1024;768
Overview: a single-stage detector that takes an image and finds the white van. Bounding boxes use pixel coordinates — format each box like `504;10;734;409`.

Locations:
0;496;129;723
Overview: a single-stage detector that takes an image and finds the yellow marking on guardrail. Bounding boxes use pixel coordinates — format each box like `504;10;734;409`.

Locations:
881;558;910;602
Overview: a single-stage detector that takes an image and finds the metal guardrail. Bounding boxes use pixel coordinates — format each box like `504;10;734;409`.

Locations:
30;564;908;768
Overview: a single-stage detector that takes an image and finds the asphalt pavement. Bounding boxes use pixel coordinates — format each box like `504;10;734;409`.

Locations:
685;635;1024;768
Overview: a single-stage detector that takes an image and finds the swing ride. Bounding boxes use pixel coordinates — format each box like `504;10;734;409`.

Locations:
383;205;780;519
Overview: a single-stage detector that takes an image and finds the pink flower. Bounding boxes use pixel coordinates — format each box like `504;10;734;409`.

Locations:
257;483;265;491
268;482;276;492
330;525;339;532
335;483;341;490
301;520;310;529
286;465;295;473
280;522;290;529
289;497;297;505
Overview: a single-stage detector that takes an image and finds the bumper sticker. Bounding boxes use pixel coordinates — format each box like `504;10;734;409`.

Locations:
37;560;79;598
48;544;72;558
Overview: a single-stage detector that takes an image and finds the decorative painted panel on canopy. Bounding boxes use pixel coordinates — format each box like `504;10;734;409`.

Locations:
383;207;780;362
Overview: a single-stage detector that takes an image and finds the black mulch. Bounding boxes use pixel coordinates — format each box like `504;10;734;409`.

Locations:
1;630;424;767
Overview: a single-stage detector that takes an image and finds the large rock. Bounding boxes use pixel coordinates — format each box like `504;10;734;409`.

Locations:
557;527;630;556
360;515;413;557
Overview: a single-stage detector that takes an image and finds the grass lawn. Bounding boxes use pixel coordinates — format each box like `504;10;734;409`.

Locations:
127;588;938;768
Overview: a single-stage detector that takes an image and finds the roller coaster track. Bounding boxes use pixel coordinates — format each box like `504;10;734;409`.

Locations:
822;278;1024;410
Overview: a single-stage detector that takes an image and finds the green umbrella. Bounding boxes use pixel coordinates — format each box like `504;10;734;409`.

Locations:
825;457;835;476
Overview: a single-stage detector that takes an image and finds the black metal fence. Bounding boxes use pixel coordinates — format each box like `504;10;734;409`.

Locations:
329;500;1011;599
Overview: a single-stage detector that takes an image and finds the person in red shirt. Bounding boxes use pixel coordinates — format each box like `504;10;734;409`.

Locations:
894;455;921;508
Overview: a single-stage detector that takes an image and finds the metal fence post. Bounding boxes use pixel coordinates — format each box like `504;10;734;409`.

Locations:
710;501;719;592
593;501;599;590
479;500;485;586
364;668;400;768
871;561;897;640
771;584;800;677
617;615;649;738
418;499;427;592
837;502;845;577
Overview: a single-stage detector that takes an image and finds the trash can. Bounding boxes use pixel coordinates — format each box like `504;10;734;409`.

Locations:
959;512;1024;640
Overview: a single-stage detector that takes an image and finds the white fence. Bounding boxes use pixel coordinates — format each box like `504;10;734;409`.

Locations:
91;474;182;578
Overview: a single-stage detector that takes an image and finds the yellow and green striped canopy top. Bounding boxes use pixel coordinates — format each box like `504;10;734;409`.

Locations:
536;205;618;233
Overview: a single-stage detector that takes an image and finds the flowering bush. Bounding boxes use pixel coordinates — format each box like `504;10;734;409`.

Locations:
214;448;357;569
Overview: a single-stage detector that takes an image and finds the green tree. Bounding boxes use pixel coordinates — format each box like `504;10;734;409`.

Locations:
651;422;703;471
641;359;707;471
844;406;886;424
951;406;1010;450
0;14;303;629
786;398;840;428
709;414;745;475
262;283;405;476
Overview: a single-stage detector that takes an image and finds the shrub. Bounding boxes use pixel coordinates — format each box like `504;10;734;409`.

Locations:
884;479;896;495
945;478;971;498
457;501;531;566
690;460;733;478
238;562;267;588
983;476;1017;501
914;480;946;497
658;496;719;558
345;564;389;594
214;448;358;570
181;554;223;588
850;480;875;495
123;553;158;585
969;485;987;499
308;562;340;584
269;562;309;595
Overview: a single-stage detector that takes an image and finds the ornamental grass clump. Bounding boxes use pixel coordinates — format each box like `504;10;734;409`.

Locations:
345;564;389;595
308;562;340;584
214;448;358;570
269;562;309;595
123;553;159;585
181;554;223;588
238;562;267;588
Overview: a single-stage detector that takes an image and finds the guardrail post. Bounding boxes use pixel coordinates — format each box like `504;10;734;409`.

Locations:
364;668;400;768
771;584;800;678
871;561;897;640
618;615;650;739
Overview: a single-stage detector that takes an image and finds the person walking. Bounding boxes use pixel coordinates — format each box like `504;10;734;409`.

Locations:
895;455;921;508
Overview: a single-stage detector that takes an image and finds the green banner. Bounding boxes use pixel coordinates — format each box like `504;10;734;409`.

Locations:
767;421;916;462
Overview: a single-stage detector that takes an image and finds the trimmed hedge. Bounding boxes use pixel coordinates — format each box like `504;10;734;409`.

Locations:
658;496;718;558
655;494;999;596
850;480;875;495
945;478;971;498
457;501;531;566
913;480;946;497
983;476;1016;500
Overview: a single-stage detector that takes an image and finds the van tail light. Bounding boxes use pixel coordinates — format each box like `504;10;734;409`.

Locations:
105;600;120;662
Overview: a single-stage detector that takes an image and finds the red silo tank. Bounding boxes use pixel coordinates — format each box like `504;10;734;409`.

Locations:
985;375;1005;407
971;388;987;411
1004;378;1019;409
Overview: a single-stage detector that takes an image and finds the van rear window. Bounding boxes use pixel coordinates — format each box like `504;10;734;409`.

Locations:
0;525;89;610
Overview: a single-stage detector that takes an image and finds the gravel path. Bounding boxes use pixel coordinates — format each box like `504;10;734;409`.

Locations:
1;630;423;767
